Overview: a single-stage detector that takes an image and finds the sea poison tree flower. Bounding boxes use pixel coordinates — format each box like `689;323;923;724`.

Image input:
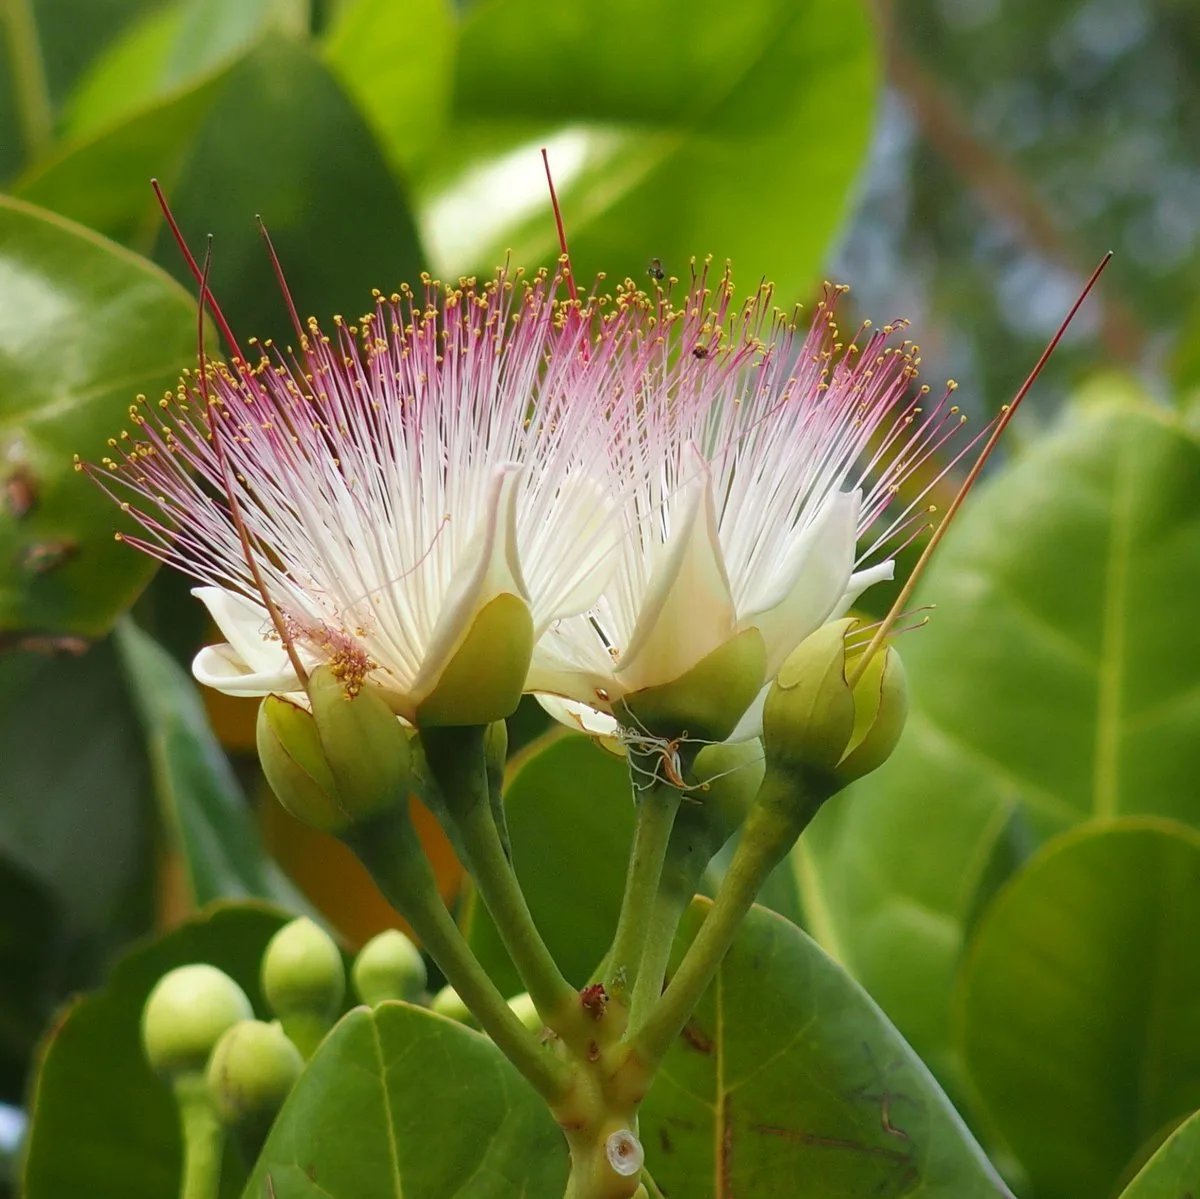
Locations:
86;266;620;727
529;267;969;744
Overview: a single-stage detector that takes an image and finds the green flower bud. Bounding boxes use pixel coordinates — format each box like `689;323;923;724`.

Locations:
352;929;427;1006
430;984;472;1024
141;964;253;1079
507;992;543;1033
206;1020;303;1142
763;618;908;789
615;628;767;743
257;665;412;834
261;918;344;1058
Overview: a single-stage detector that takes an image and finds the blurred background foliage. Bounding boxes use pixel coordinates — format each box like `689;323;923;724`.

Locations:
0;0;1198;1196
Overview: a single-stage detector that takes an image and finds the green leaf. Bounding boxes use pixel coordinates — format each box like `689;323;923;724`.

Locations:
0;855;60;1087
0;196;198;637
463;733;634;995
794;391;1200;1086
640;900;1011;1197
15;61;234;247
114;617;308;911
22;902;291;1199
0;638;154;956
418;0;877;299
955;819;1200;1199
323;0;456;175
150;37;424;343
243;1001;567;1197
1118;1108;1200;1198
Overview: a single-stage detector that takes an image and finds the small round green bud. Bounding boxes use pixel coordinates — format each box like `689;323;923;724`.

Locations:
506;992;542;1033
206;1020;303;1139
352;929;427;1006
257;666;412;833
141;964;253;1078
430;985;472;1024
262;918;345;1022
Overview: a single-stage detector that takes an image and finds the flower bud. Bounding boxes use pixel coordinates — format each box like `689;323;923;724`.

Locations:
352;929;427;1006
763;618;908;789
261;918;345;1058
256;665;411;834
615;628;766;743
206;1020;303;1143
430;985;472;1024
141;964;253;1079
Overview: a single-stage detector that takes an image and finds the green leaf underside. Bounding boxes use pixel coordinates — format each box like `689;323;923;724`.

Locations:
244;1002;567;1198
0;195;197;636
640;900;1010;1199
955;819;1200;1199
22;903;290;1199
115;618;310;910
791;393;1200;1088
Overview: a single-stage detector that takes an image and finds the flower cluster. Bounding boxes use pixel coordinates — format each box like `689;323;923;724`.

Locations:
91;261;961;738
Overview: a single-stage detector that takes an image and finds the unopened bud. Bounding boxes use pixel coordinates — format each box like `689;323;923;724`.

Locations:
430;985;472;1024
763;619;908;790
352;929;427;1006
257;665;411;833
141;965;252;1079
261;918;344;1058
206;1020;303;1143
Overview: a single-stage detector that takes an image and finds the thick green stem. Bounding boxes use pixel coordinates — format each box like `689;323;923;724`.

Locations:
420;726;580;1035
605;765;684;999
343;808;570;1103
173;1074;224;1199
624;766;827;1075
1;0;52;158
627;883;690;1029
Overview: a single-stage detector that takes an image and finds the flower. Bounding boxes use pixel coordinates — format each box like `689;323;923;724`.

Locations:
528;267;966;742
90;266;620;726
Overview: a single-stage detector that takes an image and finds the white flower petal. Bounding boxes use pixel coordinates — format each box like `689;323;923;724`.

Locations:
410;464;530;703
741;489;861;677
834;560;895;618
192;585;304;696
725;683;769;742
614;458;736;693
536;694;621;738
192;643;302;697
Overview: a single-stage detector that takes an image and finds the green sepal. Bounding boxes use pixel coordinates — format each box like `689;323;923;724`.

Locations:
257;696;348;832
257;665;412;833
838;646;907;782
416;593;534;727
763;618;857;774
615;627;766;743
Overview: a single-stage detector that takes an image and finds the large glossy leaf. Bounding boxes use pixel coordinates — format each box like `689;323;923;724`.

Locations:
323;0;456;175
0;638;153;956
954;819;1200;1199
151;37;424;343
22;902;290;1199
243;1001;567;1198
464;733;634;995
640;900;1011;1198
416;0;877;300
114;618;308;911
795;391;1200;1085
1118;1108;1200;1198
0;196;197;637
